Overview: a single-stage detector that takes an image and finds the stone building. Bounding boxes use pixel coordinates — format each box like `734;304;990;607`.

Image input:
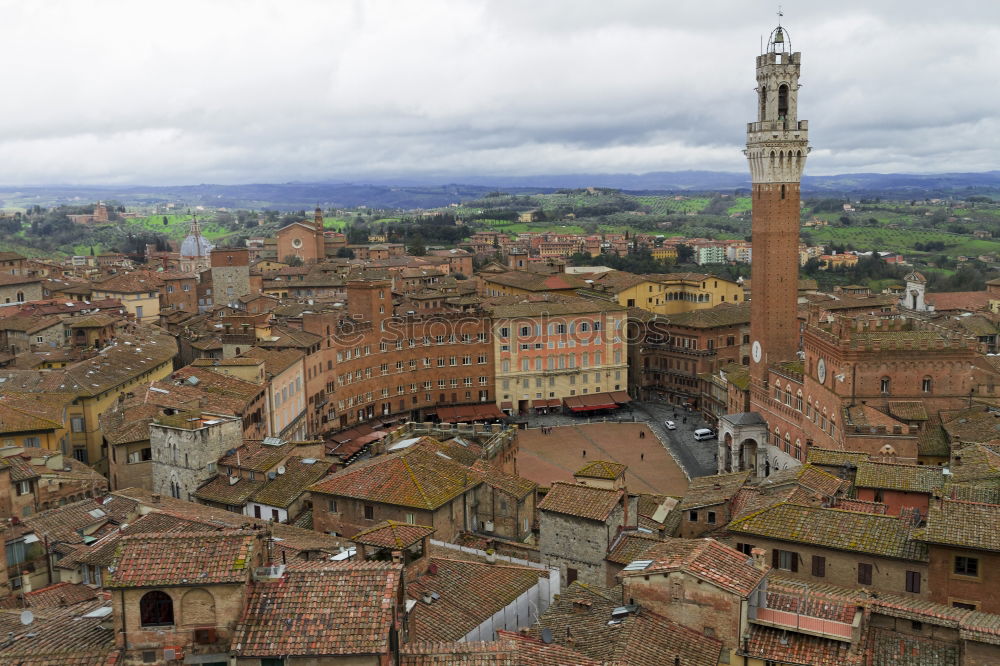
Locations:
726;503;929;598
308;438;482;540
620;538;768;664
149;411;243;502
209;248;251;309
537;480;633;586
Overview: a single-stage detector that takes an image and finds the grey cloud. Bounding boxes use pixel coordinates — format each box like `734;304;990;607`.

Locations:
0;0;996;185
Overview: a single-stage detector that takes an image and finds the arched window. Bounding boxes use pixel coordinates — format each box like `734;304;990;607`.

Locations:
880;376;891;394
922;376;932;393
759;85;767;119
777;84;789;118
15;291;24;303
140;590;174;627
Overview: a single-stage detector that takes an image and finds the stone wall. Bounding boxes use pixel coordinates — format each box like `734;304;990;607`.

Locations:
150;416;243;502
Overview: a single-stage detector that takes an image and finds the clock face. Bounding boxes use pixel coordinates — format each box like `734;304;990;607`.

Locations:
817;358;827;384
752;341;762;363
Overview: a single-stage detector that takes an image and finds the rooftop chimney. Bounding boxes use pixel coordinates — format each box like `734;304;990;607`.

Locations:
751;547;767;571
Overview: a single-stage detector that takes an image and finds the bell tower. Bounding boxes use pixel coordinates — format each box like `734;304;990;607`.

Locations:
746;23;809;382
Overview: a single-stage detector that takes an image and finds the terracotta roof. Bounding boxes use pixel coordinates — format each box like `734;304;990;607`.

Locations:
623;538;767;597
757;464;846;497
867;627;959;666
574;459;627;480
854;461;946;493
924;290;990;312
951;443;1000;482
529;581;722;666
106;531;256;588
917;425;950;458
92;270;164;293
743;624;857;666
470;459;537;499
219;439;295;472
728;503;928;561
308;439;480;510
352;520;436;549
605;531;662;565
407;557;547;642
402;633;602;666
483;293;624;318
0;598;116;665
481;271;588;292
23;495;138;547
845;403;908;429
666;302;751;328
0;581;97;609
921;498;1000;552
806;447;871;468
0;314;62;333
887;400;929;421
538;482;623;522
235;563;402;657
943;409;1000;443
678;471;750;510
194;474;264;507
241;346;305;376
250;457;333;508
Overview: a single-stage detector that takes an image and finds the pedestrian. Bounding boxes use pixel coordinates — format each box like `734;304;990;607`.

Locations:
641;453;644;461
582;449;586;457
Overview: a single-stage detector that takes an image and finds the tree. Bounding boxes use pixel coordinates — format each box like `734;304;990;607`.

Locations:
336;247;355;259
407;236;427;256
283;255;304;267
162;216;169;226
676;243;694;264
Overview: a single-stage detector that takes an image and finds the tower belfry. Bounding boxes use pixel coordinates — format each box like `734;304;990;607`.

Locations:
746;23;810;382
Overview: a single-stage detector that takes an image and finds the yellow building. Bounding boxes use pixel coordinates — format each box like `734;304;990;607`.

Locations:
484;296;628;415
0;328;176;471
579;270;743;316
91;271;162;323
0;392;79;451
651;246;678;260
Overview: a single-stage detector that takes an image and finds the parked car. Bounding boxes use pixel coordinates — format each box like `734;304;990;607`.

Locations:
664;420;676;430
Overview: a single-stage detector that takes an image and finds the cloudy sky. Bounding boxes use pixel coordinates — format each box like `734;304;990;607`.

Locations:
1;0;998;185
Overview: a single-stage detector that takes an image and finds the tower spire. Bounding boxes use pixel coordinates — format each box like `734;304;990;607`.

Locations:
745;22;810;383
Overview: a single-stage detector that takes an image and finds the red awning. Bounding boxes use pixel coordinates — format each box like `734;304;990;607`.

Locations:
438;404;505;422
610;391;631;404
531;399;548;408
546;398;562;407
474;404;506;419
500;401;513;410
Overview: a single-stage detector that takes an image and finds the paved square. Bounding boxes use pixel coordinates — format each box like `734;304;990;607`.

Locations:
512;422;689;496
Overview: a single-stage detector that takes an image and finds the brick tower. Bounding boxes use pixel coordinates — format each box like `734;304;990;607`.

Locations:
746;24;809;382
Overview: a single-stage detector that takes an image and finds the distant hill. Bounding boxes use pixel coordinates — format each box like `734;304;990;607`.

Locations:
1;170;998;210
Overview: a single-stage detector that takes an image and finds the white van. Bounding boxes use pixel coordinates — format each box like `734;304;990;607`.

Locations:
693;428;716;441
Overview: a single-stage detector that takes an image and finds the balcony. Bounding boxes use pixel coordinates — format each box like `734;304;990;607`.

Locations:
750;606;855;641
748;583;860;643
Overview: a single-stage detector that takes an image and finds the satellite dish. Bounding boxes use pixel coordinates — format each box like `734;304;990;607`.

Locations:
541;628;554;644
277;466;286;475
20;610;33;625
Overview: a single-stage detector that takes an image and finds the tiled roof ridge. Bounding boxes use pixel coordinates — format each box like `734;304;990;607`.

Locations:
940;496;1000;508
428;555;546;574
117;529;258;541
402;455;435;510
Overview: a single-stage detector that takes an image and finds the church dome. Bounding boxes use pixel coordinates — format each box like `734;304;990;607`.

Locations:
180;233;214;258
